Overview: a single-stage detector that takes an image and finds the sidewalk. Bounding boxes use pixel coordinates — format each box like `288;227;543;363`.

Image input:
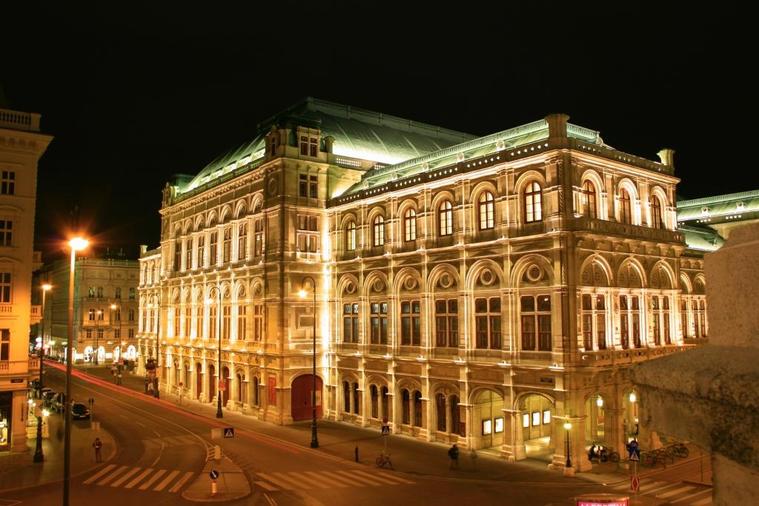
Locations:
0;410;117;492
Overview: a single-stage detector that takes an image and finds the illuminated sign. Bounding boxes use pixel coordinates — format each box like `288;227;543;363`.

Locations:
575;494;629;506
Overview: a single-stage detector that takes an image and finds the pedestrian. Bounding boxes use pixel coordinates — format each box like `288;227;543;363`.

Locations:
448;443;459;470
470;447;478;471
93;437;103;463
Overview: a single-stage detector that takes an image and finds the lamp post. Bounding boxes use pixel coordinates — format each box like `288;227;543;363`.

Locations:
154;296;161;398
207;290;223;418
563;420;573;475
111;303;122;383
299;277;319;449
94;309;103;365
64;236;88;506
33;283;52;463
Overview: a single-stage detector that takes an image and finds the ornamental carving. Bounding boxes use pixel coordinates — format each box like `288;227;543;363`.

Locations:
479;268;496;286
372;279;385;293
437;273;454;289
403;277;418;291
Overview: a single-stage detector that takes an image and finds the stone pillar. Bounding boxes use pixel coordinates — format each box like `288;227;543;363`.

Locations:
632;223;759;506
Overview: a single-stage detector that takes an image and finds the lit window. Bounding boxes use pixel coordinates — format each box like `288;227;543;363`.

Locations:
478;192;494;230
532;411;541;426
619;188;632;224
439;200;453;236
474;297;501;349
400;300;421;346
582;181;597;218
520;295;551;351
404;208;417;242
650;195;663;229
346;221;356;251
373;215;385;247
343;303;359;343
522;413;530;428
524;182;542;223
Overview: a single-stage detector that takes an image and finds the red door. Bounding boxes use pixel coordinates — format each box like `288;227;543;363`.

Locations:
291;375;323;421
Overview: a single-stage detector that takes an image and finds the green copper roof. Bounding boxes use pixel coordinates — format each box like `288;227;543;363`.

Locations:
341;119;602;196
678;224;725;252
677;189;759;222
180;97;476;194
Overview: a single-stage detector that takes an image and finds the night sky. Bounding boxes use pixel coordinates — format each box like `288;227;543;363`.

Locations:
2;2;754;261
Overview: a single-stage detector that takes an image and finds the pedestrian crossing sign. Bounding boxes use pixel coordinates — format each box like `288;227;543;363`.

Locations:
223;427;235;438
629;451;640;461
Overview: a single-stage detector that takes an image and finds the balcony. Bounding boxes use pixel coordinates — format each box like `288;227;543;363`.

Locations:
570;344;690;367
570;216;684;243
0;108;41;132
0;357;38;377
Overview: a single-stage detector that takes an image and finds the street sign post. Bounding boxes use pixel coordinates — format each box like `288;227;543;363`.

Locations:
209;469;219;480
223;427;235;438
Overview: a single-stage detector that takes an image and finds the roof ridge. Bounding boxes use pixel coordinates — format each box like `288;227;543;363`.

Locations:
677;189;759;207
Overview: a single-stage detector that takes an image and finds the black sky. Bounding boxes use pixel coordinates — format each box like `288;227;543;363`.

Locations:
1;1;755;260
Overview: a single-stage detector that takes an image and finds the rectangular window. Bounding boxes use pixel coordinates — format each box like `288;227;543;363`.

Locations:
370;302;388;344
435;299;458;347
1;272;12;303
208;306;217;340
400;300;421;346
97;329;103;340
254;219;264;257
185;238;193;270
1;171;15;195
663;296;671;345
521;295;551;351
299;174;308;197
532;411;541;426
128;309;135;321
543;410;551;424
309;175;318;198
475;297;501;349
129;288;135;300
114;328;121;339
522;413;530;428
253;304;263;341
343;303;359;343
88;287;95;299
238;305;247;340
581;294;605;350
1;329;9;360
115;287;121;300
300;136;309;156
173;307;179;337
652;296;661;345
128;328;134;338
197;236;205;268
88;309;95;321
237;223;247;261
209;232;218;265
185;307;191;338
223;228;231;263
86;329;92;339
0;220;12;246
222;305;231;340
174;240;182;272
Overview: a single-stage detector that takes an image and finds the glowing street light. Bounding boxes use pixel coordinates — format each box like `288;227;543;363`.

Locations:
299;277;319;449
33;282;53;463
64;236;88;506
563;420;573;473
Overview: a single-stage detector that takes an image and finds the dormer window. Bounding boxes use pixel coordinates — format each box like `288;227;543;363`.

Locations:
300;136;319;157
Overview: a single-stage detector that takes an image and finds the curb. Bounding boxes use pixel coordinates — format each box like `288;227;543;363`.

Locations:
181;456;251;503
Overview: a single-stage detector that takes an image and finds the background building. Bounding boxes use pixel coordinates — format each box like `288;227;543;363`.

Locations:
0;106;51;452
45;255;139;365
141;98;707;471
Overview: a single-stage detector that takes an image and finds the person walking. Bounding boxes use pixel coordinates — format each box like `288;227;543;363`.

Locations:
93;437;103;463
448;443;460;470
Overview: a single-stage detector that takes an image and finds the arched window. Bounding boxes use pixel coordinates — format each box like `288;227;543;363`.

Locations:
439;200;453;236
401;389;410;424
436;393;446;432
346;221;356;251
352;382;360;415
372;215;384;247
650;196;663;229
478;191;495;230
370;385;378;419
413;391;422;427
619;188;632;224
343;381;351;412
582;181;597;218
404;208;417;242
524;182;542;223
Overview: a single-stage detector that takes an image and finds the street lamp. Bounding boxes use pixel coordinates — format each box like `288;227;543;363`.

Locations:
563;420;573;473
64;236;88;506
111;303;122;383
33;283;52;463
207;291;223;419
299;277;319;449
94;309;103;365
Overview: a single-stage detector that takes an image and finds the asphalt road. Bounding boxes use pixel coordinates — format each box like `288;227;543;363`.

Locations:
0;368;646;506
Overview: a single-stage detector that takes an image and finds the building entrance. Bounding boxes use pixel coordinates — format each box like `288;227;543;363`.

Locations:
291;375;322;421
520;394;554;460
472;390;505;450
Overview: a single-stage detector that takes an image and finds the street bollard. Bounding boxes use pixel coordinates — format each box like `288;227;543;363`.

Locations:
211;480;217;496
214;445;221;460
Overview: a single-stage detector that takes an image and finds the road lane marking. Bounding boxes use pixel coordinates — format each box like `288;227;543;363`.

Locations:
670;489;712;504
82;464;116;484
644;482;683;495
353;470;411;485
334;470;381;486
153;469;180;491
111;467;142;487
169;471;195;493
658;485;696;498
303;471;351;488
258;473;305;490
292;472;331;489
97;465;129;486
255;480;279;492
138;469;166;490
125;468;153;489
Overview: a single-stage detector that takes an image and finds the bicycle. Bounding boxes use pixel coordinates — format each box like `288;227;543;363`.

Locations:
376;452;393;469
671;442;689;458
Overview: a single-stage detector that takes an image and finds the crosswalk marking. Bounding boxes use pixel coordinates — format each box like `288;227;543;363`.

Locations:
671;489;712;504
125;468;153;489
334;470;381;486
98;466;129;486
354;470;406;485
291;472;331;489
111;467;142;487
257;473;302;490
658;485;695;498
254;480;280;492
138;469;166;490
83;464;116;485
153;470;180;492
303;471;352;487
169;472;195;493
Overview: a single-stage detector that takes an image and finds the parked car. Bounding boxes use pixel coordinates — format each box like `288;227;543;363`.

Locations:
40;388;55;406
39;386;53;399
71;402;90;420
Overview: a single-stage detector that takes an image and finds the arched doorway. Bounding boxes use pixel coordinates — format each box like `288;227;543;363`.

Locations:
195;363;203;400
184;363;190;390
236;372;245;404
585;394;606;444
221;367;230;406
208;364;216;402
519;394;554;460
472;390;505;450
291;374;323;421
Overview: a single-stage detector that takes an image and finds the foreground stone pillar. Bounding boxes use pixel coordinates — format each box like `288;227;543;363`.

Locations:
632;222;759;506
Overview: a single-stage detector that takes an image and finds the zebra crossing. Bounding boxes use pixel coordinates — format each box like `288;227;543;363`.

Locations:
82;464;195;494
253;469;414;492
609;479;712;505
141;434;201;449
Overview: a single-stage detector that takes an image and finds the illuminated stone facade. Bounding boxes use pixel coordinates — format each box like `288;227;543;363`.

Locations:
140;98;707;471
0;107;51;452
